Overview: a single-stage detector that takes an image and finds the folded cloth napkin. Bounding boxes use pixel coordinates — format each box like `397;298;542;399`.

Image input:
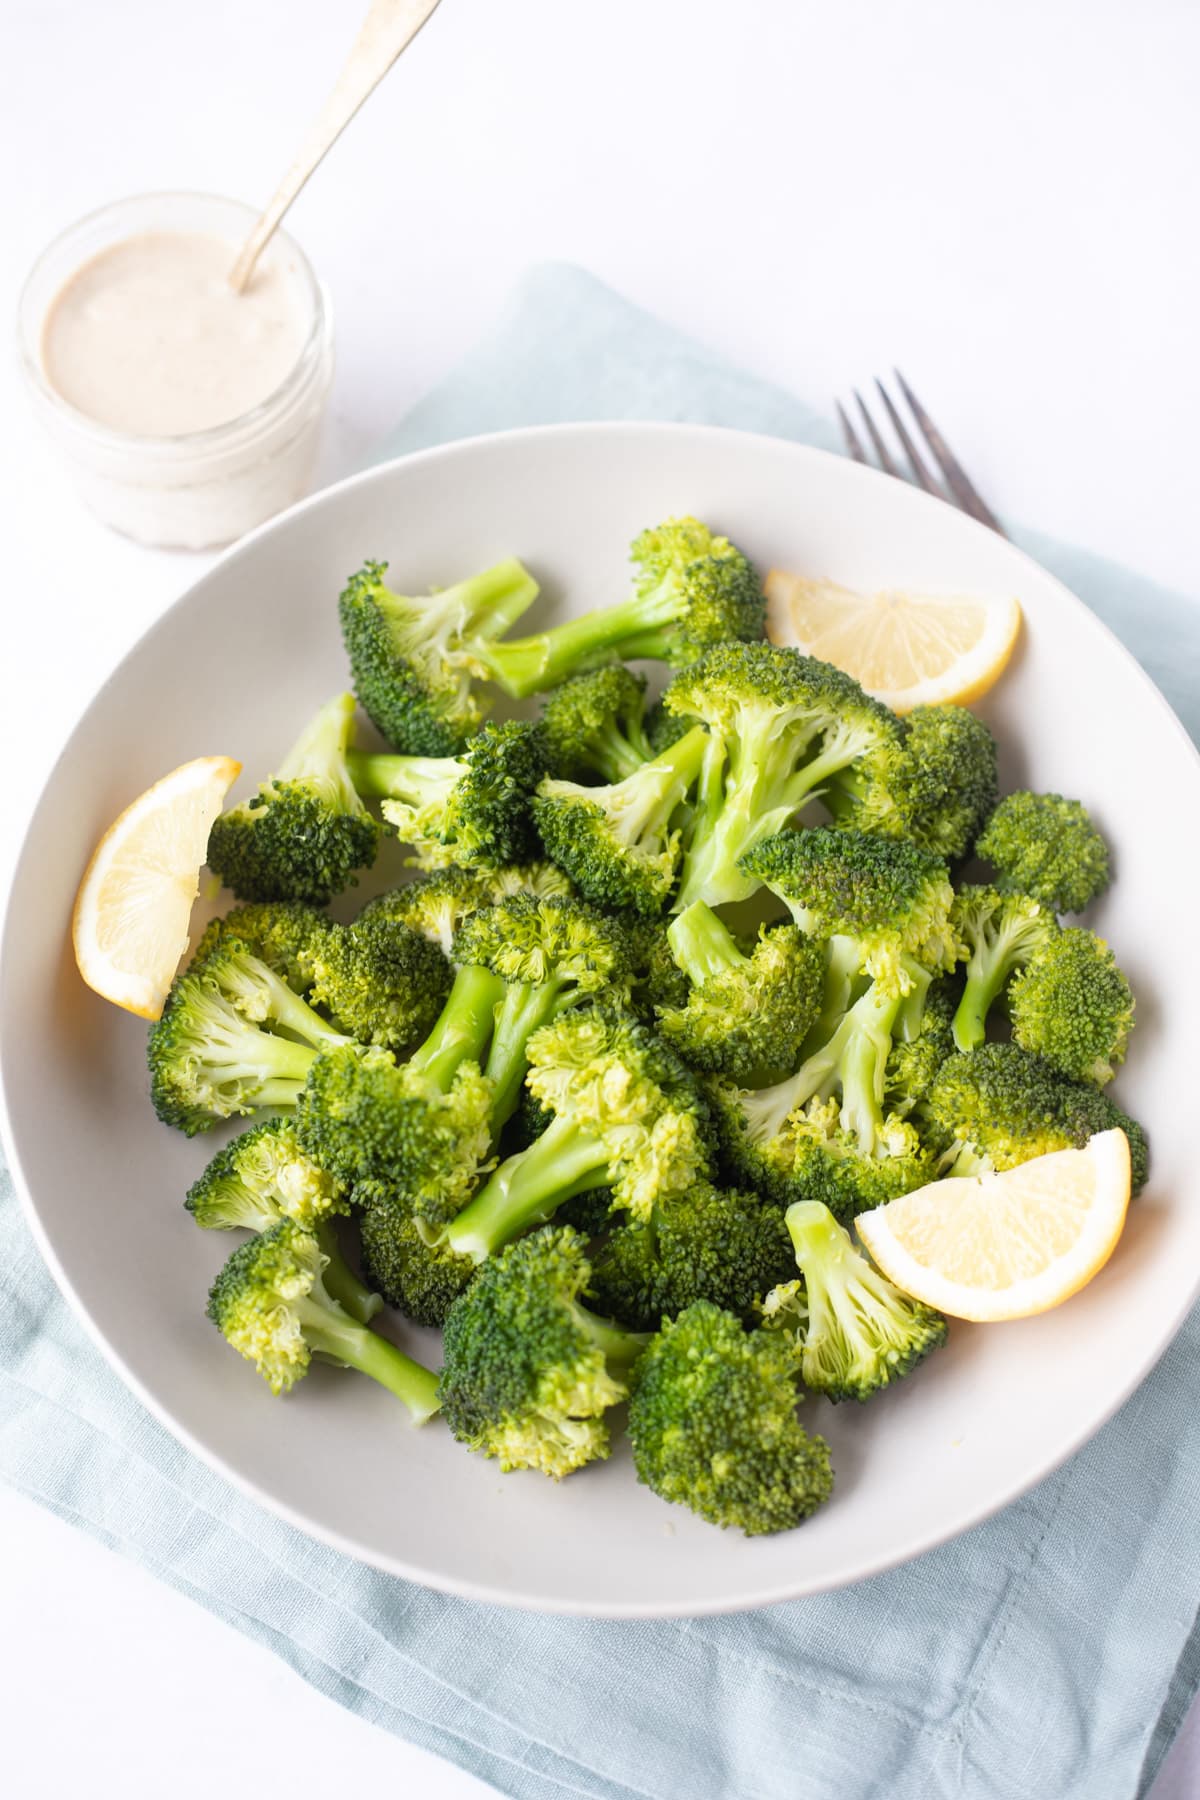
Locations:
3;263;1199;1800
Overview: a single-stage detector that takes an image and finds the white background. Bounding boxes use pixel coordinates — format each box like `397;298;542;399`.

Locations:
2;2;1198;1794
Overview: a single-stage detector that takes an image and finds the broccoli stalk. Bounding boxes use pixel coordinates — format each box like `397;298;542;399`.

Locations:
950;886;1058;1053
206;693;380;904
208;1221;440;1421
533;724;710;915
760;1201;947;1402
466;518;764;700
338;558;541;755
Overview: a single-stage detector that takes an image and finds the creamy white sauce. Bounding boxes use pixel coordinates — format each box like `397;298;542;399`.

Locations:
41;231;307;437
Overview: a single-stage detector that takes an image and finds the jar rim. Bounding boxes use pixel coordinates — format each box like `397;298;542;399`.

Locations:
16;190;332;456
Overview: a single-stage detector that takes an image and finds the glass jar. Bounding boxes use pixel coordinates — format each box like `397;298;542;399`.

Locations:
17;192;335;550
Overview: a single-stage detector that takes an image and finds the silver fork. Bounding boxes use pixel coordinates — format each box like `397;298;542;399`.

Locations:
836;372;1005;537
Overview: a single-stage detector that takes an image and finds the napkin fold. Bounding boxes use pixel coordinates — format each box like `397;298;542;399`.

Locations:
3;262;1199;1800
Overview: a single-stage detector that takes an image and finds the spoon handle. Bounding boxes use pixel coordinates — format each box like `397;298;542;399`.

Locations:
229;0;443;292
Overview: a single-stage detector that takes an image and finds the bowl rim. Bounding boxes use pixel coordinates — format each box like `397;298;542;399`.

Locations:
3;418;1198;1617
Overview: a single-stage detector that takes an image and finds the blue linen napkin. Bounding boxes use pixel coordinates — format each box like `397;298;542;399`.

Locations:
3;262;1199;1800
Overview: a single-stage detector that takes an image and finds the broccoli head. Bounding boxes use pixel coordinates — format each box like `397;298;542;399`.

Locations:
358;1186;479;1326
338;557;540;755
307;911;452;1052
207;1219;440;1421
655;901;825;1085
438;1226;647;1478
587;1182;797;1330
950;884;1059;1053
540;666;655;782
825;703;998;861
533;724;710;915
760;1200;947;1402
207;693;380;904
194;901;333;994
975;790;1111;914
923;1043;1148;1190
627;1301;833;1535
1007;927;1134;1086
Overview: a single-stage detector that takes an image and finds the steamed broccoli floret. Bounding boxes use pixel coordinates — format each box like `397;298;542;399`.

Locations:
307;911;452;1051
184;1118;380;1325
338;557;540;755
195;902;333;994
207;1219;440;1421
644;695;694;756
587;1183;797;1330
533;725;710;915
295;964;502;1223
655;901;825;1085
665;645;905;911
149;937;349;1134
358;1186;478;1326
976;790;1111;914
708;831;960;1216
207;694;380;904
359;861;574;957
438;1227;647;1477
349;721;547;871
467;518;765;700
883;974;959;1118
950;885;1059;1053
625;915;692;1020
444;1009;713;1263
825;704;998;861
760;1200;947;1402
540;666;655;782
454;893;633;1127
627;1301;833;1535
1008;928;1135;1086
923;1043;1148;1190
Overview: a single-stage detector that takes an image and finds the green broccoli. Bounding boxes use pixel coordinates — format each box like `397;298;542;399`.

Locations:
464;518;764;700
587;1182;797;1330
663;644;905;911
444;1009;713;1264
358;1185;479;1327
533;724;710;915
307;911;452;1052
194;901;333;994
825;703;998;861
883;974;959;1119
207;1219;440;1421
627;1301;833;1535
950;885;1059;1053
438;1226;648;1477
708;830;961;1218
760;1200;947;1402
149;936;350;1134
454;894;633;1127
184;1118;380;1325
338;557;541;755
624;915;692;1020
348;720;547;871
540;666;655;781
976;790;1111;914
360;861;573;957
655;901;825;1084
207;693;380;904
1008;927;1134;1086
923;1043;1148;1190
644;695;695;756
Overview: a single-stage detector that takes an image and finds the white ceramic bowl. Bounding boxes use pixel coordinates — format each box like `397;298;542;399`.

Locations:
3;423;1197;1617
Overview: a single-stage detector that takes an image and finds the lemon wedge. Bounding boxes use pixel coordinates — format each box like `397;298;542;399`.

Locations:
72;755;241;1019
855;1130;1131;1322
765;571;1021;712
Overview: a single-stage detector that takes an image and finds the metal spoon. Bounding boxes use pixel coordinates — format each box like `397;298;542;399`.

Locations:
229;0;443;292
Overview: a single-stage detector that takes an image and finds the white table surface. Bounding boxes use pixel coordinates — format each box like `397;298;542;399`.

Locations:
3;2;1198;1795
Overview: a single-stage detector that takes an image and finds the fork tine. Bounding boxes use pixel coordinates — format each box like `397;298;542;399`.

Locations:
835;400;868;464
854;390;900;477
893;370;1004;533
875;378;938;495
